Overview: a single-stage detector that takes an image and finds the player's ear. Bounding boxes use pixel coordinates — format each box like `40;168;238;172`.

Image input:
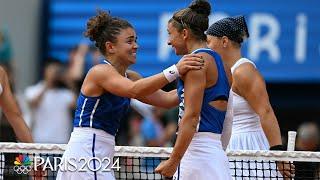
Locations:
221;36;229;48
182;28;190;41
105;41;116;54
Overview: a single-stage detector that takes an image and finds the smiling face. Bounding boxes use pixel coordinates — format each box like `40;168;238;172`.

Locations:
107;27;138;65
167;22;188;55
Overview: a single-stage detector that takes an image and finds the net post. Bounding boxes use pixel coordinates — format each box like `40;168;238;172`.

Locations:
287;131;297;151
287;131;297;179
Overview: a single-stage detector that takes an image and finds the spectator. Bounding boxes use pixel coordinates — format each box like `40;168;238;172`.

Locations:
25;60;75;144
0;29;12;69
127;99;153;146
67;41;102;93
141;106;164;147
127;110;143;146
161;107;178;146
295;122;320;179
139;106;165;172
296;122;320;151
130;98;177;147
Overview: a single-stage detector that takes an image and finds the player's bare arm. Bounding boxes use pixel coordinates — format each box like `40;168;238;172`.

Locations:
0;68;33;143
155;65;206;177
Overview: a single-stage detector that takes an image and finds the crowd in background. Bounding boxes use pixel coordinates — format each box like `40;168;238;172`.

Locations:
1;27;320;148
1;29;320;148
1;27;320;178
0;32;180;148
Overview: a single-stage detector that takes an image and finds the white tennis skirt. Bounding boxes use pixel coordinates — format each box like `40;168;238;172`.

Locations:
228;129;282;179
173;132;232;180
56;127;116;180
228;128;270;150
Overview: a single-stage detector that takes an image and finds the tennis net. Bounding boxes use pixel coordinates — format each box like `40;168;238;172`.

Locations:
0;143;319;179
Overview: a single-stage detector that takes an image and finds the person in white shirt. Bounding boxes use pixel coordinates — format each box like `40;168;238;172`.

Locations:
25;61;75;144
206;15;294;179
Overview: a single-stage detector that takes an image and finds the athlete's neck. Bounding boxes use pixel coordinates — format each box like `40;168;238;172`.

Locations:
221;49;242;68
187;40;207;54
105;58;128;76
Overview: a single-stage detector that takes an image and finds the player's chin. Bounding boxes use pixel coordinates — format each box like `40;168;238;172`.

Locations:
129;57;136;64
175;49;184;56
172;47;183;55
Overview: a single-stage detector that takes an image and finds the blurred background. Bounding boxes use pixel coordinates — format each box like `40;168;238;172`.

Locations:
0;0;319;150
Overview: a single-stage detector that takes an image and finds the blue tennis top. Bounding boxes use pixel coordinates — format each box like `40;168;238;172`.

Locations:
73;60;131;136
177;48;230;134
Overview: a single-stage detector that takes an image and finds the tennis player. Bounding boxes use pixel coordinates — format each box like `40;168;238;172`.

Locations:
155;0;233;179
56;10;203;180
206;15;294;179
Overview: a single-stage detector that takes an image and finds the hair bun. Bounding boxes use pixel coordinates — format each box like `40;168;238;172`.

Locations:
188;0;211;16
85;11;112;42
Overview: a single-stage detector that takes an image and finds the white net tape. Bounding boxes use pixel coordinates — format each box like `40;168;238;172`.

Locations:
1;142;320;162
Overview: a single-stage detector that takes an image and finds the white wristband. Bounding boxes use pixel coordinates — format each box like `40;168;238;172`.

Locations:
162;64;180;83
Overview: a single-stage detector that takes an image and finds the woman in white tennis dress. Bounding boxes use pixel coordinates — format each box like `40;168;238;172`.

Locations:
206;16;294;179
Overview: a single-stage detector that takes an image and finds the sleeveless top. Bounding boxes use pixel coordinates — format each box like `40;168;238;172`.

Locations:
73;60;131;136
231;58;262;133
177;48;230;134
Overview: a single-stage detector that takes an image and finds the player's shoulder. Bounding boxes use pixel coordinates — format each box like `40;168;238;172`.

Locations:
233;60;257;80
193;50;218;79
233;69;255;88
88;63;115;77
194;51;214;60
233;60;264;89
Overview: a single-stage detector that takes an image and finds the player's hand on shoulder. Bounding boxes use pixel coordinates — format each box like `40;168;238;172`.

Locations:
176;54;204;75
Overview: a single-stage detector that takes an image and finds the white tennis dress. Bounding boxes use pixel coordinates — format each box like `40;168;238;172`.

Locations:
228;58;281;179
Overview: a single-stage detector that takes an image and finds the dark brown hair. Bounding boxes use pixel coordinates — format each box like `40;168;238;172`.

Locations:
84;10;133;55
169;0;211;41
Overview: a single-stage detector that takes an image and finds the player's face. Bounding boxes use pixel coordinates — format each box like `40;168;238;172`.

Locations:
167;22;188;55
113;27;138;65
207;35;223;55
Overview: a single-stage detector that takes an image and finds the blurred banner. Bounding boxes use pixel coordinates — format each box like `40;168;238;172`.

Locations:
48;0;320;82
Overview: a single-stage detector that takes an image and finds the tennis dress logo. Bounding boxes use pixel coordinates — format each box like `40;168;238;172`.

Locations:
178;88;200;131
13;154;32;174
178;89;185;124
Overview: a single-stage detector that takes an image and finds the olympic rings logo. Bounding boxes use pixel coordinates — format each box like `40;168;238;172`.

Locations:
13;165;32;174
